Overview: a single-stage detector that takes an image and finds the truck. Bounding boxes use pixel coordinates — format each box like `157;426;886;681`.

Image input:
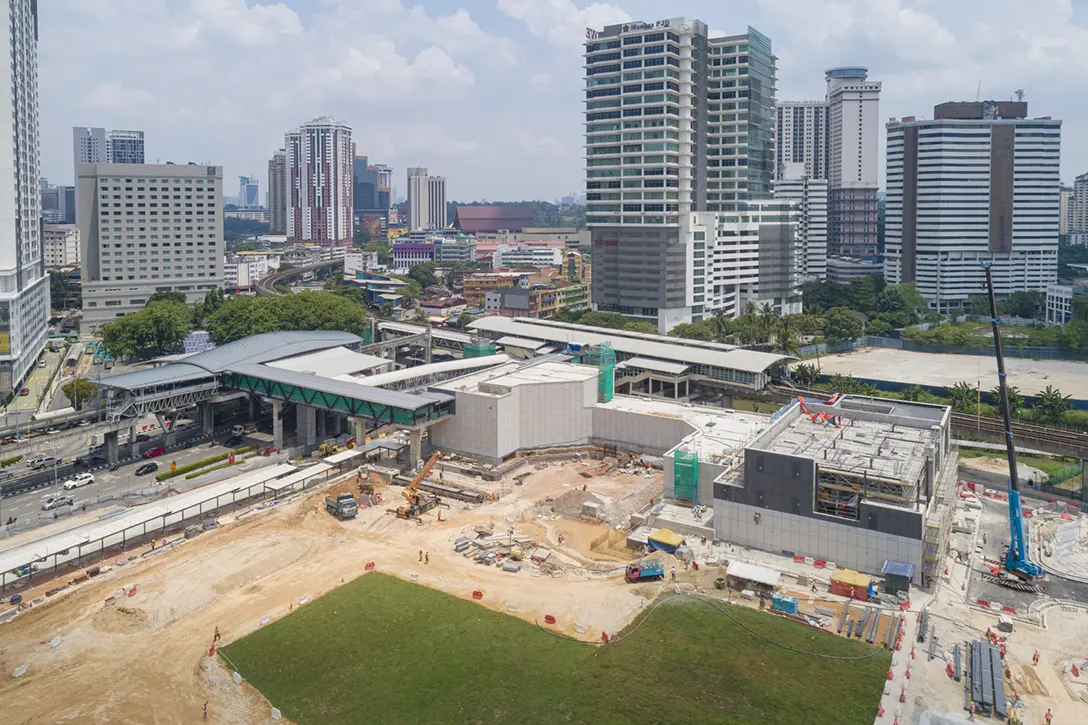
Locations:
325;493;359;520
625;559;664;583
231;423;258;437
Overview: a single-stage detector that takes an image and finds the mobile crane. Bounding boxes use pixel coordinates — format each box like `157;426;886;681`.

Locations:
980;261;1044;582
395;451;443;521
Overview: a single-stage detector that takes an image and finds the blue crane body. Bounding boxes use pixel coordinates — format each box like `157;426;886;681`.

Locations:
980;261;1044;581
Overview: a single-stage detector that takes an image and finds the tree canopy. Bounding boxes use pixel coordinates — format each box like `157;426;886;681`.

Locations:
100;300;193;360
205;292;371;344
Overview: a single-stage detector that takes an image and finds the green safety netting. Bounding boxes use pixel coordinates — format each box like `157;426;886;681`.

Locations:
674;450;699;501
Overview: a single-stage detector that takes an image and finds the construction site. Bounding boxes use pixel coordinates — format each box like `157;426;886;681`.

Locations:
1;310;1088;722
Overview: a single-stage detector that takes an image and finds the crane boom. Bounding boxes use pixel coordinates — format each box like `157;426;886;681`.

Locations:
403;451;442;504
980;261;1043;580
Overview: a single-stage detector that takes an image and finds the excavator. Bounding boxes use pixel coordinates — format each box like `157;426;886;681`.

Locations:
395;451;443;521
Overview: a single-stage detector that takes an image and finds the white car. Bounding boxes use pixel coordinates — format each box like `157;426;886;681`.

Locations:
41;493;73;511
62;472;95;490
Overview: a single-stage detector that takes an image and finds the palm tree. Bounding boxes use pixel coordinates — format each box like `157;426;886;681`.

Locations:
774;319;801;357
902;384;925;402
1036;385;1072;424
829;373;858;395
989;385;1024;419
791;363;819;388
948;381;977;413
710;309;731;344
759;303;778;345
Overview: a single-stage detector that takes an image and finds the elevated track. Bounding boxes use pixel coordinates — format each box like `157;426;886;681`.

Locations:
255;259;342;296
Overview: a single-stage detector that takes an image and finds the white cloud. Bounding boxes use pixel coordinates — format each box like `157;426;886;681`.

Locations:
497;0;630;49
406;6;521;65
190;0;302;47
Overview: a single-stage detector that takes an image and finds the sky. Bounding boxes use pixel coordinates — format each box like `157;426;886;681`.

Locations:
38;0;1088;203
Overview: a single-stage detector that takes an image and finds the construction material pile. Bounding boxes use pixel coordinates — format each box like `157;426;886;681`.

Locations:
451;525;561;575
966;639;1008;719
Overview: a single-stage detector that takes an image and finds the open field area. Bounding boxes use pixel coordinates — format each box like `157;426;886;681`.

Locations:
816;347;1088;399
224;572;892;725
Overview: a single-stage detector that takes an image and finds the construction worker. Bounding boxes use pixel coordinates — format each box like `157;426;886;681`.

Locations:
1033;649;1040;666
425;552;429;565
968;700;975;721
670;566;677;581
202;701;209;720
418;550;423;562
983;532;988;545
213;626;221;643
1045;708;1053;724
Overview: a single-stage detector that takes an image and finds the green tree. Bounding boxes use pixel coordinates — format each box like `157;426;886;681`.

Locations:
822;307;863;344
990;385;1024;420
49;270;81;310
828;373;859;394
947;381;977;413
773;317;800;357
407;262;440;289
205;292;372;344
62;379;100;410
1035;385;1072;424
999;290;1044;320
669;321;716;341
100;300;194;360
453;312;474;330
791;363;819;388
354;225;373;246
362;243;390;265
148;290;188;305
901;384;925;402
866;319;893;337
709;310;733;343
625;321;659;334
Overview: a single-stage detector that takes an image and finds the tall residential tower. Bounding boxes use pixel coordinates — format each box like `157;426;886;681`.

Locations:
585;19;786;330
884;101;1060;312
285;117;353;247
407;167;447;230
0;0;49;395
267;149;287;234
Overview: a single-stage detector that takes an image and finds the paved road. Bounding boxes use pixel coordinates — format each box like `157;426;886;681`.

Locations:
0;428;256;527
7;348;63;414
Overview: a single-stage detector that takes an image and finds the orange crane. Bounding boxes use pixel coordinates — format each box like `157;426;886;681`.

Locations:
396;451;443;520
796;396;841;427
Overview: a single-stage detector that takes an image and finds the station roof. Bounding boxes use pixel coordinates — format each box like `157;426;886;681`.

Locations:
467;317;790;375
228;363;449;412
266;347;389;377
621;357;690;375
99;331;363;391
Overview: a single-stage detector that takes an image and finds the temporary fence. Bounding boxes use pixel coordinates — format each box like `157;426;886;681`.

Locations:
584;342;616;402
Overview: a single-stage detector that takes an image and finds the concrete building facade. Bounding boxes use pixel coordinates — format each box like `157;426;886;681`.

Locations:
884;102;1061;312
73;127;145;167
0;0;49;395
267;149;287;234
1074;172;1088;234
774;162;828;281
286;117;353;247
78;163;224;327
1045;283;1085;325
43;224;80;267
407;167;447;231
775;100;827;181
585;18;781;331
1060;185;1074;237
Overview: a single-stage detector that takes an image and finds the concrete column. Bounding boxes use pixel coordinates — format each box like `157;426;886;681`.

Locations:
201;403;215;435
129;424;141;458
351;417;366;446
297;405;317;449
271;400;284;450
105;430;119;465
425;327;433;364
249;395;258;422
333;415;342;437
409;427;423;469
317;411;327;440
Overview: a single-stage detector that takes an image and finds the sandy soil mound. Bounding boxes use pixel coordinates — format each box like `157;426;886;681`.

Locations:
92;606;149;634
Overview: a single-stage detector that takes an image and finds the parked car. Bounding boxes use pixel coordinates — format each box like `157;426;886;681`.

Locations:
37;359;46;368
0;470;13;482
62;473;95;490
18;388;29;396
88;444;104;454
41;493;73;511
135;434;151;443
135;462;159;476
74;455;106;468
143;447;166;459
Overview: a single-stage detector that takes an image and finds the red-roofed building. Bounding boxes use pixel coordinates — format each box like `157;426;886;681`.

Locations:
453;205;534;234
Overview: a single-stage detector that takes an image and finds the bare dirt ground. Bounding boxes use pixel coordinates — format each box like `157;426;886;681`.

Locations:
0;461;666;724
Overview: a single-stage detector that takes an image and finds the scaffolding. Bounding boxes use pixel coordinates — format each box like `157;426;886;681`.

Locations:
674;450;699;501
584;342;616;402
464;337;497;359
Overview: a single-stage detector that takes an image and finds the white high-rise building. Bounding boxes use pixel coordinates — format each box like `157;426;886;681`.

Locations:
1059;185;1074;236
584;18;782;331
1073;172;1088;234
286;117;353;247
73;127;145;165
0;0;49;396
885;101;1060;313
78;164;224;327
42;224;80;267
775;67;880;277
407;167;447;231
774;163;828;281
775;101;828;181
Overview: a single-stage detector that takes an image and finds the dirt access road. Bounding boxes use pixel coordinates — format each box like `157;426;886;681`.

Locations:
0;463;659;724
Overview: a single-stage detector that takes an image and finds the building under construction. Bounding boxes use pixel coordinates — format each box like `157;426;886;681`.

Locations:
699;395;956;586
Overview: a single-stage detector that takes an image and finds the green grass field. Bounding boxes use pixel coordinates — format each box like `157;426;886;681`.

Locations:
222;574;890;725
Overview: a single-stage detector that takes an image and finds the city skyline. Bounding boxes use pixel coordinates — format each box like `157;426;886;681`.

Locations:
34;1;1088;202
